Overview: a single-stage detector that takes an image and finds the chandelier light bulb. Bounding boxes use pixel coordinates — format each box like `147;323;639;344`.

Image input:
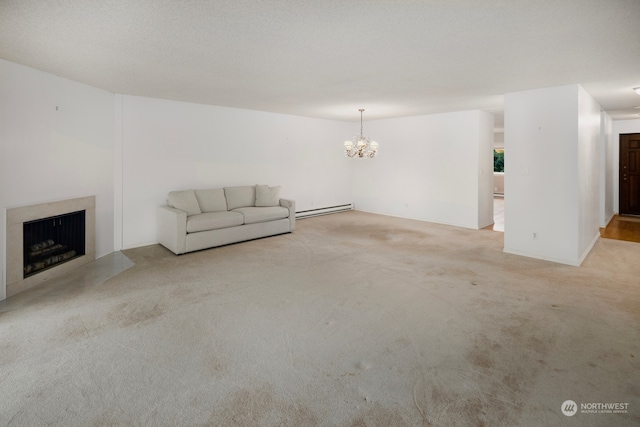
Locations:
370;141;379;150
344;140;353;148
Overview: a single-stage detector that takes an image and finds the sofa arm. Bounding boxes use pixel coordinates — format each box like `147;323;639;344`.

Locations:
280;198;296;231
157;205;187;254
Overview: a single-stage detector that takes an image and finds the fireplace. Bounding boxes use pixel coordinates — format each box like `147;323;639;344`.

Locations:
23;210;86;278
5;196;95;298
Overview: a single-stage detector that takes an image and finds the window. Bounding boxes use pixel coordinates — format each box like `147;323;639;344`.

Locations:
494;149;504;172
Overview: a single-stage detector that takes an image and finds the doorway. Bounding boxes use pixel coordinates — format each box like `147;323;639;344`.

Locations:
619;133;640;216
483;148;504;232
492;148;504;232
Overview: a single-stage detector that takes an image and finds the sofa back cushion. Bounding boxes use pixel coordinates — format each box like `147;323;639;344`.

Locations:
194;189;227;212
168;189;202;216
224;186;256;210
255;185;281;207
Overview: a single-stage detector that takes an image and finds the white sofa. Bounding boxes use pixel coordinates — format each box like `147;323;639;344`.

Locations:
157;185;295;255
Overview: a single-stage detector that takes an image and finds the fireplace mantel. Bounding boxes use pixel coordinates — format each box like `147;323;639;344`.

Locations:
5;196;95;298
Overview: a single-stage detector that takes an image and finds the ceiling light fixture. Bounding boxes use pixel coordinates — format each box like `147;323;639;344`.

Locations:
344;109;378;158
634;87;640;95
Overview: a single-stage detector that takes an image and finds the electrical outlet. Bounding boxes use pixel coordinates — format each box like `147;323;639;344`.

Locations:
532;232;538;240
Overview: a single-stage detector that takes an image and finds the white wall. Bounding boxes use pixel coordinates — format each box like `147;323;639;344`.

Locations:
494;173;505;194
116;95;352;249
0;59;115;299
612;119;640;214
504;84;601;266
478;111;495;228
350;110;494;229
576;85;602;260
494;131;504;148
599;112;614;227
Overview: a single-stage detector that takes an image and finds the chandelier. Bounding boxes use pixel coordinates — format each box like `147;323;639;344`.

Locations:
343;109;378;158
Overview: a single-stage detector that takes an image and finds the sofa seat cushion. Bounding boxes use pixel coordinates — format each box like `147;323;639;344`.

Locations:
232;206;289;225
187;211;244;233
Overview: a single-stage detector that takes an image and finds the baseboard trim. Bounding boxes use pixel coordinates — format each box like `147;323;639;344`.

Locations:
353;208;479;230
296;204;353;219
502;247;579;266
122;241;158;250
578;232;600;266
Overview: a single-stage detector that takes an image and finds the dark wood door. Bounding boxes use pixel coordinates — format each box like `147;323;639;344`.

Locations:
620;133;640;216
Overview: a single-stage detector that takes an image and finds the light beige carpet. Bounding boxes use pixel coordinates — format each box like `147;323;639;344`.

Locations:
1;211;639;426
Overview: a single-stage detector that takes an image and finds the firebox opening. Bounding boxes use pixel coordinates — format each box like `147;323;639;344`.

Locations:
23;210;86;278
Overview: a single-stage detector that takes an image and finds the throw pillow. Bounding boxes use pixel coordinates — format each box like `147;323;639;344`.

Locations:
255;185;281;207
168;189;202;216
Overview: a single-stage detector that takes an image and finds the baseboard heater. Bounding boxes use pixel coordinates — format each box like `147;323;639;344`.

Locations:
296;204;353;219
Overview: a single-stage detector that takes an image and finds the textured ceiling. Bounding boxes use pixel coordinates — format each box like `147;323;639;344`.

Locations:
1;0;639;123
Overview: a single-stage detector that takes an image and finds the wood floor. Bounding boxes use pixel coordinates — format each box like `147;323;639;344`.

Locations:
600;215;640;243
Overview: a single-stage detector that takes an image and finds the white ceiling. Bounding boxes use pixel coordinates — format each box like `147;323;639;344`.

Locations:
1;0;639;123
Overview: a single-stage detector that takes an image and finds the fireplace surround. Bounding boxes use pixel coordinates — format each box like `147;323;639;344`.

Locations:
6;196;95;298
